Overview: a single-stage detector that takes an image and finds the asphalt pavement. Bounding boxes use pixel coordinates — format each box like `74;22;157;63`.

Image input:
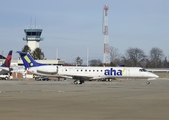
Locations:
0;79;168;120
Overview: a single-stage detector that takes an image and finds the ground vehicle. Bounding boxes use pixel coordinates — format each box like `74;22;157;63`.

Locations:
35;76;50;81
0;74;9;80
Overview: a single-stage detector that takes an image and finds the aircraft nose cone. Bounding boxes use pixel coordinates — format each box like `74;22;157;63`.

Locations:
155;74;159;78
150;73;159;78
152;73;159;78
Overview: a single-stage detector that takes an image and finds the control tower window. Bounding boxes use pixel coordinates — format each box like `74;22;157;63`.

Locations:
32;32;36;35
26;32;41;36
27;32;32;35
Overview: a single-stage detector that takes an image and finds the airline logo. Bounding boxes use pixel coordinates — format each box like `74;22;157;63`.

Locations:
4;54;12;67
104;68;124;76
24;55;34;66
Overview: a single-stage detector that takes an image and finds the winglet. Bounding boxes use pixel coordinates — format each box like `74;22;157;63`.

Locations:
1;50;12;68
17;51;46;69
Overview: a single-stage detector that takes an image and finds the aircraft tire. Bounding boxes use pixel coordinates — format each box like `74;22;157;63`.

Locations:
74;80;80;85
74;81;78;85
79;80;84;84
146;81;150;85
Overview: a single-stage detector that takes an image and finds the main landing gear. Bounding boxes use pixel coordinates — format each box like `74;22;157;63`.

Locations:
74;80;84;85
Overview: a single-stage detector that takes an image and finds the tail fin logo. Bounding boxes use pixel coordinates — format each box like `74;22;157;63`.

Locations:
1;50;12;68
24;55;34;67
5;54;12;67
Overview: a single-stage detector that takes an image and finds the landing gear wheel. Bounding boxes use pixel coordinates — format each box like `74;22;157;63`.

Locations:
74;80;84;85
74;80;80;85
79;80;84;84
74;80;78;85
146;81;150;85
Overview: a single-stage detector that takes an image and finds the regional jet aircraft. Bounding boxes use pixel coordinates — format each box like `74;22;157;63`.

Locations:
17;51;159;84
0;50;13;74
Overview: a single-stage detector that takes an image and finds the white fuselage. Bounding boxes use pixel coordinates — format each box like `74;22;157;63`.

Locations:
27;66;159;80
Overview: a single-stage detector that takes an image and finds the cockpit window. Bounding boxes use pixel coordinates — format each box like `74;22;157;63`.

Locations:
139;68;147;72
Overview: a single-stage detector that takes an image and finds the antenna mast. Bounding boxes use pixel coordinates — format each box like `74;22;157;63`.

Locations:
103;4;110;64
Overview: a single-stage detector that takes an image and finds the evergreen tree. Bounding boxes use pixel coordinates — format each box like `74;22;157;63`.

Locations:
31;48;45;60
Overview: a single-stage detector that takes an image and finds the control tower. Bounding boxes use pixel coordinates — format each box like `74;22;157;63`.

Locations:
23;28;43;51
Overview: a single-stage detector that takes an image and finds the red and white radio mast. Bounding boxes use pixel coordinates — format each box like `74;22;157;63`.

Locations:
103;4;110;64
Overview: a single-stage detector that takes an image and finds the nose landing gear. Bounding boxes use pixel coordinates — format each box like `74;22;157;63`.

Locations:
146;81;150;85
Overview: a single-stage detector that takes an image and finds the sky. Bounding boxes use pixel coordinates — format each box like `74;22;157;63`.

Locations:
0;0;169;64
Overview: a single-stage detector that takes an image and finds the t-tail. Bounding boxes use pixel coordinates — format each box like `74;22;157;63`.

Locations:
17;51;46;69
1;50;12;68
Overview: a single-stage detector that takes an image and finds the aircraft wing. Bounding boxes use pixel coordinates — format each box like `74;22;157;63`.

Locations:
0;67;10;74
61;74;114;81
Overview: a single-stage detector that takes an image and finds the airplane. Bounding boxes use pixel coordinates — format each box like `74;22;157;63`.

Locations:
17;51;159;85
0;50;13;74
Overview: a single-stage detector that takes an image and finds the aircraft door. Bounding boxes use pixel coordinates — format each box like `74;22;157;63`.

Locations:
125;69;130;77
56;66;58;74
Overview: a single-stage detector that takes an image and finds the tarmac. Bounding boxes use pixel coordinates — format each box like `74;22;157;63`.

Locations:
0;79;169;120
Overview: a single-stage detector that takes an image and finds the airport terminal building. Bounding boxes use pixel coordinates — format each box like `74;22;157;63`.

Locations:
10;59;64;79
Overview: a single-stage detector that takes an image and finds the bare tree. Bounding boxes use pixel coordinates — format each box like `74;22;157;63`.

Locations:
149;47;164;68
75;56;83;66
162;57;169;68
109;46;121;65
89;59;102;66
123;47;147;67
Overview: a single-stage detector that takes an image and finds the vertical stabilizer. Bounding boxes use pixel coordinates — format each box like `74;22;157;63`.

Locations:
17;51;46;69
1;50;12;68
